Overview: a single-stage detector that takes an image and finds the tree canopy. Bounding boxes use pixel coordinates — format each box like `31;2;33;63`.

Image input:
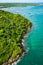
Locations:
0;10;31;65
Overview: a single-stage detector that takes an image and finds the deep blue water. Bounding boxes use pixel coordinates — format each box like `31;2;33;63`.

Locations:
0;6;43;65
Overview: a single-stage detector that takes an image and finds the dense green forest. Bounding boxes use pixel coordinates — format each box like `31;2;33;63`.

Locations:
0;3;43;8
0;10;31;65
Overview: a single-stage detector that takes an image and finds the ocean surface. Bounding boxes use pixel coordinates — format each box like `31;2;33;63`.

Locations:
0;5;43;65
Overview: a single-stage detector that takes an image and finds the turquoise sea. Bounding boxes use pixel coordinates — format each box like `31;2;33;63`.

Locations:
0;5;43;65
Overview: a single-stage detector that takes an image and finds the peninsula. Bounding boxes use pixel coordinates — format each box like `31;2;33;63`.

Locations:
0;10;32;65
0;3;43;8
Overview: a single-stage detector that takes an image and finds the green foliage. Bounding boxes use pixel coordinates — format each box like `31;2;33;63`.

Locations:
0;10;31;64
0;3;41;8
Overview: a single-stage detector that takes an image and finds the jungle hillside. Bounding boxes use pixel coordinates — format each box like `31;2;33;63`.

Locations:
0;10;32;65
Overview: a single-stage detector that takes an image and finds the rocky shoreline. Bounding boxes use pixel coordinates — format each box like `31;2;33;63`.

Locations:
2;23;32;65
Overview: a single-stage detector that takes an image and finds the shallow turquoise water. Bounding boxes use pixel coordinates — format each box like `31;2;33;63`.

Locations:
1;6;43;65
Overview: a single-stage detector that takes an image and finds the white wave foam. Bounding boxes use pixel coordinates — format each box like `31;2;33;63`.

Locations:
12;58;21;65
26;48;30;53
